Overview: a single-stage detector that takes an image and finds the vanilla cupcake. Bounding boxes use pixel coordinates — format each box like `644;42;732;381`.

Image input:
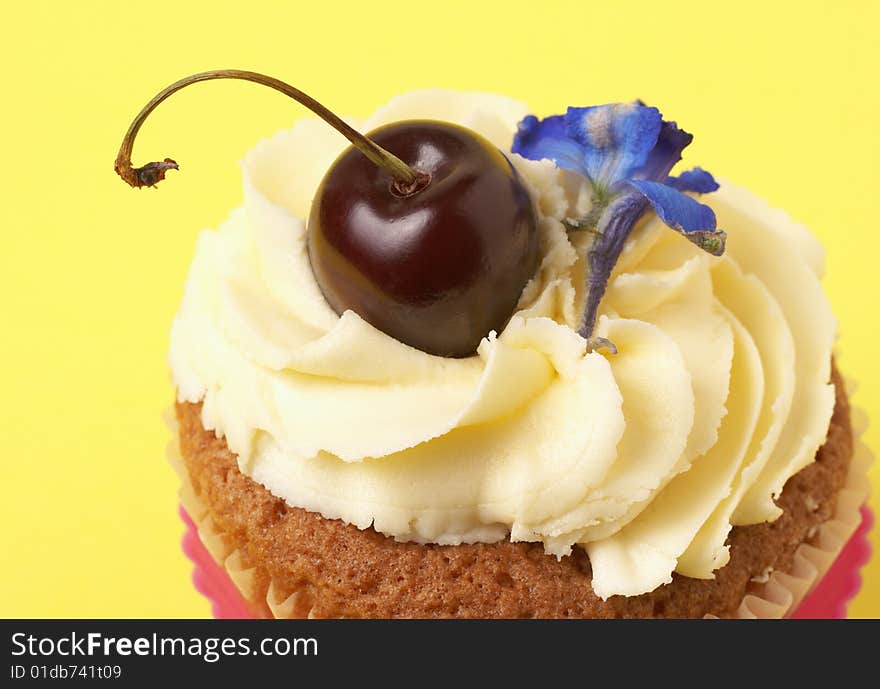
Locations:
115;72;870;617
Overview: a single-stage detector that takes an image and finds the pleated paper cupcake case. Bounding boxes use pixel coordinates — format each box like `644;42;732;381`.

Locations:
166;394;873;619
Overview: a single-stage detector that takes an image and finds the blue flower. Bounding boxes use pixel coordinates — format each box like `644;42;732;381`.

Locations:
512;103;726;343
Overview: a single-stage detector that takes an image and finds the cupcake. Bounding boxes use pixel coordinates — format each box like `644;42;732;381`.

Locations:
117;71;871;618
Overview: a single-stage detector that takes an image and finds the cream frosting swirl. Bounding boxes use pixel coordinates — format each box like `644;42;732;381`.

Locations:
169;90;837;598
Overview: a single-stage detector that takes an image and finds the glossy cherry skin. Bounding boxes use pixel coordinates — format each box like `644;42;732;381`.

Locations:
307;120;539;358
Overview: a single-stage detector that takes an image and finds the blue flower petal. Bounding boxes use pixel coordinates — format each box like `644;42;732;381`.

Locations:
635;119;693;182
565;103;662;186
627;180;715;231
627;180;726;255
581;193;650;337
666;167;720;194
512;115;588;176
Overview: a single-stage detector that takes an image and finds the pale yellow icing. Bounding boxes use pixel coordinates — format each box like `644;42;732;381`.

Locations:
169;90;836;598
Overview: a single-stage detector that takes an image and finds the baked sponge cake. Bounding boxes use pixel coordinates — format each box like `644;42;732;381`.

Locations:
174;366;853;618
115;79;869;617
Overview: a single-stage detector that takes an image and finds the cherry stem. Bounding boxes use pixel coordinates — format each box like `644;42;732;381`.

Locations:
114;69;422;190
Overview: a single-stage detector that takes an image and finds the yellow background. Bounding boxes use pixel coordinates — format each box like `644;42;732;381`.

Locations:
2;0;877;617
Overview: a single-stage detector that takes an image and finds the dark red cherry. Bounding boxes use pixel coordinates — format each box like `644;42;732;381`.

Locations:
114;71;538;357
307;121;538;357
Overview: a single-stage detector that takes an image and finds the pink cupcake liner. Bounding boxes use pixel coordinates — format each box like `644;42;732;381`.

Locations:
180;507;262;619
179;505;873;619
788;505;873;619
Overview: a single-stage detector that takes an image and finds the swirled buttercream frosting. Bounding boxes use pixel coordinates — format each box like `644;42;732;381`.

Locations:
169;90;836;598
